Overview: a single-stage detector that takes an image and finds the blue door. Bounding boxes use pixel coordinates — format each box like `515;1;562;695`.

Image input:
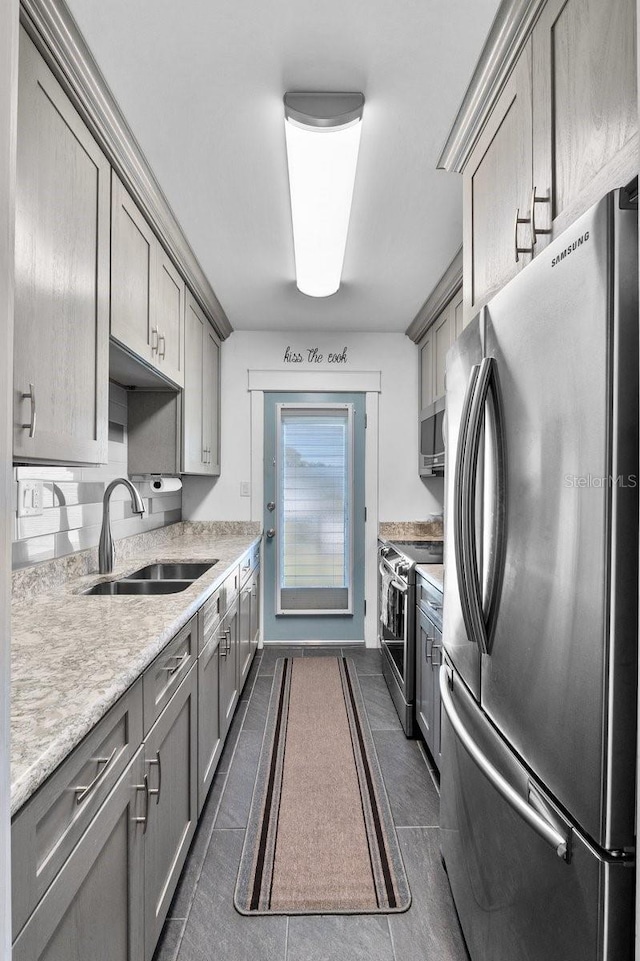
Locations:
263;392;365;642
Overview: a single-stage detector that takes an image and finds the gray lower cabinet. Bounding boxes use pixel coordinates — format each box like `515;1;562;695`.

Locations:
250;563;261;658
238;573;252;692
14;26;110;466
12;749;145;961
219;598;239;741
415;577;443;769
197;614;223;814
143;664;198;961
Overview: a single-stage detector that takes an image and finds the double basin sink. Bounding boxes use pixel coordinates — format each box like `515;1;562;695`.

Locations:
84;562;217;596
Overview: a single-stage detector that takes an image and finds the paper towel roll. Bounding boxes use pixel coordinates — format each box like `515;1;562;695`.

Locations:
150;477;183;493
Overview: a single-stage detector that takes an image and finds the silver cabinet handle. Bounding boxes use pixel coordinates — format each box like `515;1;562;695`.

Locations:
158;333;166;359
514;207;533;262
134;775;150;833
266;528;276;539
426;599;442;612
151;327;159;355
163;652;188;675
530;186;551;245
148;751;162;804
431;643;442;667
440;666;571;860
21;383;36;438
224;627;231;654
219;630;227;657
74;747;118;804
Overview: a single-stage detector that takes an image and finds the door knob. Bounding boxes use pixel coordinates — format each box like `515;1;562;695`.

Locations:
267;502;276;512
266;528;276;538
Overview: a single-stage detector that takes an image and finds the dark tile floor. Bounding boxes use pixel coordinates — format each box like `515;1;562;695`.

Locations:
153;645;469;961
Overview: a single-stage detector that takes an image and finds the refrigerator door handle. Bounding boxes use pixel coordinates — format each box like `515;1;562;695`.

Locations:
440;665;572;861
454;364;480;647
461;356;508;656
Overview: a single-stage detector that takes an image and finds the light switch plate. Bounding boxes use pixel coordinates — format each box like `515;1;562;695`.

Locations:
17;480;44;517
240;481;251;497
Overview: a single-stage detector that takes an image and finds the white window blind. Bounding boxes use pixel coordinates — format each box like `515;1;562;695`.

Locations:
277;405;353;614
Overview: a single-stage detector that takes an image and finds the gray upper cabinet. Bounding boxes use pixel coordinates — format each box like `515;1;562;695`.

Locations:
110;173;185;388
12;750;145;961
531;0;637;248
183;291;221;475
458;0;637;322
418;285;463;409
14;27;110;466
110;173;155;366
463;44;533;321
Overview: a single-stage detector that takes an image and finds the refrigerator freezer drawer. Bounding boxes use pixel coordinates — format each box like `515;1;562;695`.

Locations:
440;666;634;961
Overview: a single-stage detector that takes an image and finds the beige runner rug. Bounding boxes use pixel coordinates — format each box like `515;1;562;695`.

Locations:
235;656;411;915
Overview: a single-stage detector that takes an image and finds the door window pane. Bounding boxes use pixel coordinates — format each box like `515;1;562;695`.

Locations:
277;406;353;613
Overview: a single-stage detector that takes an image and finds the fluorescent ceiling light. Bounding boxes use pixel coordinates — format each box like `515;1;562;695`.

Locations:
284;92;364;298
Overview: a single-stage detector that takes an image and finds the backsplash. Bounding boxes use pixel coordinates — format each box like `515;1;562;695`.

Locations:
12;384;182;570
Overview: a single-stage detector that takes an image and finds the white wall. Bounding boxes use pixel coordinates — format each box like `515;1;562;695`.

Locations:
183;329;444;522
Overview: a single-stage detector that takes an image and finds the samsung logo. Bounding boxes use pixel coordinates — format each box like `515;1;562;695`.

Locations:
551;230;590;267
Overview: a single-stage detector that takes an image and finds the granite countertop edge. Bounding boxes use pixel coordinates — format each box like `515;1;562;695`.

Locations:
415;563;444;590
11;528;261;816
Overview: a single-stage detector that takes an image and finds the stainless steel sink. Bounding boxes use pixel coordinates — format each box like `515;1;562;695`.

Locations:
123;562;216;581
84;580;194;596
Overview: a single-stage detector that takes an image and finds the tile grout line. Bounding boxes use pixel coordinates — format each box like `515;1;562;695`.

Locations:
387;913;399;961
171;652;265;959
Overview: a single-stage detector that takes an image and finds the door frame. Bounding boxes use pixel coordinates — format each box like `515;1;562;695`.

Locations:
248;369;380;647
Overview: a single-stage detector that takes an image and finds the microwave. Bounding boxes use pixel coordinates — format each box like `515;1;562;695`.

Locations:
419;396;445;476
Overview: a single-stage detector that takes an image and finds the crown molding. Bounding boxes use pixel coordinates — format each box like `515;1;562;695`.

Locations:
20;0;233;340
405;247;462;343
437;0;546;173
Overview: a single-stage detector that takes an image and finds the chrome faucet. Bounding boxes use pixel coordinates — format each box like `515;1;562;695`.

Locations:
98;478;145;574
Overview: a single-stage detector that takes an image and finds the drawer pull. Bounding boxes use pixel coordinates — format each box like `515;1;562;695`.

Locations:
134;775;150;833
163;652;188;675
148;751;162;804
219;630;228;657
224;627;231;655
74;747;118;804
427;599;442;612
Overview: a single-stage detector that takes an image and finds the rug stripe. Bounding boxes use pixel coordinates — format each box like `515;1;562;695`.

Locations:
341;658;397;908
249;657;291;911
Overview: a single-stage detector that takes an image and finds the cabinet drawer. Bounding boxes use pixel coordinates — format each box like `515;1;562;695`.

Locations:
11;679;143;937
417;576;443;621
240;541;261;585
12;748;145;961
143;616;197;734
201;587;224;651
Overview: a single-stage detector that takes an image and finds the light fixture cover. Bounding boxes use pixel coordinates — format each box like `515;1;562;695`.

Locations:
284;92;364;298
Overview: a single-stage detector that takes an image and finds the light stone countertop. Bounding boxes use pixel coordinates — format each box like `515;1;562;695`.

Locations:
415;563;444;591
11;525;261;815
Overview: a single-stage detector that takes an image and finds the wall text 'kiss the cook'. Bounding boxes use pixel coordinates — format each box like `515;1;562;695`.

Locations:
283;346;349;364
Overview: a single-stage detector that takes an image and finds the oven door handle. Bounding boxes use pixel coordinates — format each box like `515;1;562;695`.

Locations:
378;561;408;594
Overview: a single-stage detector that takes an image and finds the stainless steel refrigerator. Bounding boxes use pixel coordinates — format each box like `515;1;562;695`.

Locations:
441;185;638;961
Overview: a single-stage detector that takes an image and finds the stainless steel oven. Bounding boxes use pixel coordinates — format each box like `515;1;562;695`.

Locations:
378;538;443;735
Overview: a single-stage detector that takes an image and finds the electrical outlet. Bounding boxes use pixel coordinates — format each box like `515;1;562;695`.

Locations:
240;481;251;497
17;480;44;517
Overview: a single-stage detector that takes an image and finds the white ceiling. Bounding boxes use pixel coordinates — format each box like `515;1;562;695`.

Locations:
66;0;499;333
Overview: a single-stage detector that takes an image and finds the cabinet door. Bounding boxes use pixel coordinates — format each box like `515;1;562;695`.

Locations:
532;0;637;249
432;305;453;400
110;173;155;367
144;667;197;961
452;288;464;341
14;28;109;465
155;247;185;388
197;629;222;814
463;42;533;323
237;576;252;693
415;608;434;753
218;600;239;741
182;291;205;473
202;321;221;475
250;564;261;654
419;332;433;411
12;751;145;961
